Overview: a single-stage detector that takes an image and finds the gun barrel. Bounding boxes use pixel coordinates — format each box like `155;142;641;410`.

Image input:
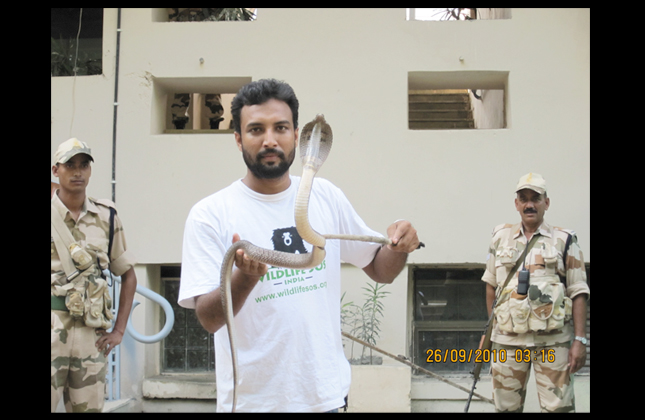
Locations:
464;308;496;411
464;379;478;412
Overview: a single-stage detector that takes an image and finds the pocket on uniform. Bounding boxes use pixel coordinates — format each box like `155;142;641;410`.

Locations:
495;307;513;333
84;277;112;329
494;290;514;333
103;287;114;322
547;306;564;331
508;296;530;334
547;295;572;331
496;247;519;268
528;280;565;332
542;242;559;267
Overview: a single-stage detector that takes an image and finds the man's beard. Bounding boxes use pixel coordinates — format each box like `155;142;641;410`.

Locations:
242;146;296;179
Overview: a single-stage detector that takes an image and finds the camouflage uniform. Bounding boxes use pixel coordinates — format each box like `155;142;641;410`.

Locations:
204;94;224;129
51;139;136;412
171;93;191;129
482;221;589;412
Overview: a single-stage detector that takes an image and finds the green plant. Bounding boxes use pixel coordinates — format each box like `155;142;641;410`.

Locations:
341;282;390;365
341;292;361;362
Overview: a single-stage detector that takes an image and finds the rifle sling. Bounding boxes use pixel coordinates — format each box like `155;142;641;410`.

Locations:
479;234;540;368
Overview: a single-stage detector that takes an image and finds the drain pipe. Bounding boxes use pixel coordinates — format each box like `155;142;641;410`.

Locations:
111;8;122;202
106;8;123;403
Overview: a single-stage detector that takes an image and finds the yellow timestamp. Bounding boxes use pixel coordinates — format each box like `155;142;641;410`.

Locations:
515;348;556;363
425;348;557;364
425;348;507;364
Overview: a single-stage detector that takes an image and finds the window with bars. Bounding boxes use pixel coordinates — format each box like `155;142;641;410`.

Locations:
412;265;489;373
161;266;214;372
51;8;103;76
412;263;590;374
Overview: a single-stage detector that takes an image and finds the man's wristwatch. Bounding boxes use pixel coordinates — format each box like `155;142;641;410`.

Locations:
574;336;588;345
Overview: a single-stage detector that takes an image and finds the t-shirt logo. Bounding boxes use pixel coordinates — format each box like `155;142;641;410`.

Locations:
271;227;308;254
282;232;292;247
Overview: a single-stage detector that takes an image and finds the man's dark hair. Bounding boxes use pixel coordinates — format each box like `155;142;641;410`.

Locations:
231;79;299;133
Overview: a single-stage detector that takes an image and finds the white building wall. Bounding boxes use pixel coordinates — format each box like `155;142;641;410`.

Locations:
51;8;590;409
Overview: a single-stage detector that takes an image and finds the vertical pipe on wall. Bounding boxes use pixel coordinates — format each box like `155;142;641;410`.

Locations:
111;8;121;202
106;8;123;403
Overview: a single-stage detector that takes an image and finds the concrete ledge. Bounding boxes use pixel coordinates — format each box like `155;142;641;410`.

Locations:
141;399;217;412
142;374;216;400
411;374;590;413
103;398;140;413
136;371;589;413
348;365;411;412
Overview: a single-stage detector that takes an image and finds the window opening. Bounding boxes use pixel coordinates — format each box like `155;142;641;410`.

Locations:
407;8;511;21
168;93;236;132
412;265;488;373
165;8;256;22
161;266;215;373
407;8;475;21
408;71;507;130
51;8;103;76
409;89;475;129
152;76;252;134
411;263;591;374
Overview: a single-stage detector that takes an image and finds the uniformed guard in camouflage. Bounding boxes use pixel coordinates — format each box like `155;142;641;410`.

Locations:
481;173;589;412
171;93;191;129
51;138;136;412
205;94;225;129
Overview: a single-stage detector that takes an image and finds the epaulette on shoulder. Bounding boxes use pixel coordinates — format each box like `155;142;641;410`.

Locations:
553;226;576;241
90;197;117;212
491;223;514;236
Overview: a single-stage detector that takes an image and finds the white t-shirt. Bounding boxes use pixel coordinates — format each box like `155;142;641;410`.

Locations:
179;175;383;412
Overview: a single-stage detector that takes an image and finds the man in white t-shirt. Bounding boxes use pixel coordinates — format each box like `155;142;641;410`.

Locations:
178;79;422;412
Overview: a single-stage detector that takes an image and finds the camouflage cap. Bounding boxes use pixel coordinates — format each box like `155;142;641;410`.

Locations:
515;172;546;195
54;138;94;164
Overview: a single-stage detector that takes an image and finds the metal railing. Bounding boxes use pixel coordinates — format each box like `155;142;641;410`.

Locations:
105;270;175;401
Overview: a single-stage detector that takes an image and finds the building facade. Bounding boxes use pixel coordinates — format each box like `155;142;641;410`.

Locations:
51;8;590;412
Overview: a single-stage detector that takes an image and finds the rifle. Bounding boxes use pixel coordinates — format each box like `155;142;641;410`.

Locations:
464;234;539;412
464;306;495;412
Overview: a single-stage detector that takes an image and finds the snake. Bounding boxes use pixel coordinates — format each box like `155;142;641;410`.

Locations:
220;114;393;412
